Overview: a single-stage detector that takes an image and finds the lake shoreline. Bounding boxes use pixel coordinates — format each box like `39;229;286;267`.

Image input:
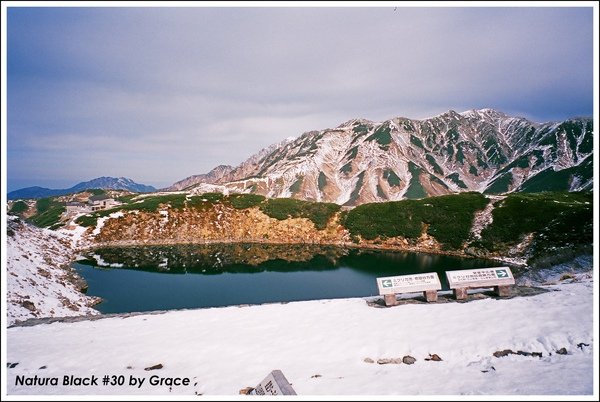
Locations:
74;243;508;315
88;238;526;267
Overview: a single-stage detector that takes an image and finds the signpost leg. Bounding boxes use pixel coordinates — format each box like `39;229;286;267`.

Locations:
494;285;511;297
453;287;468;300
423;290;438;302
384;294;398;306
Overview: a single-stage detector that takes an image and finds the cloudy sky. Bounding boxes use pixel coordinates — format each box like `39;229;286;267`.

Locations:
5;5;594;191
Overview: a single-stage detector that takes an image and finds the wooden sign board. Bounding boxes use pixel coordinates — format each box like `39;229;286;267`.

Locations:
446;267;515;288
376;272;442;295
251;370;296;396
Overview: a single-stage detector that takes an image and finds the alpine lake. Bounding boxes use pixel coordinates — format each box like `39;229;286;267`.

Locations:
74;243;507;314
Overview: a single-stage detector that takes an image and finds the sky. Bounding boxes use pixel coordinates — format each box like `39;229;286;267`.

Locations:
4;4;595;191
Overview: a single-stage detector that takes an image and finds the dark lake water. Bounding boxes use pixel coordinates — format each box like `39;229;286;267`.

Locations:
74;243;505;314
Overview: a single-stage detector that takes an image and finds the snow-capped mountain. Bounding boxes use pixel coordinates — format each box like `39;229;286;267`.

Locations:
8;177;156;200
174;109;593;205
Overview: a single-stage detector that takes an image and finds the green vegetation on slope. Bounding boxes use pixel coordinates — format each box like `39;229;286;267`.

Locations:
484;172;513;194
343;192;489;249
124;194;187;211
405;162;427;199
426;154;443;175
77;192;340;231
71;189;592;265
259;198;341;230
289;176;304;195
352;123;370;134
345;146;359;160
518;155;593;193
29;198;65;228
344;171;365;206
76;194;188;227
446;173;468;189
340;162;353;175
410;135;424;149
116;194;138;204
318;172;327;191
578;122;593;154
365;124;392;150
229;194;265;209
87;189;106;195
478;192;593;261
383;169;401;187
9;201;28;215
75;214;101;228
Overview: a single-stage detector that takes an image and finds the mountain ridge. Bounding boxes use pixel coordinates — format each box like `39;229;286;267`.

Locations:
8;177;156;200
170;108;593;205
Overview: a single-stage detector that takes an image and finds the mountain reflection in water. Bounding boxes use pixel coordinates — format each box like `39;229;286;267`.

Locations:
75;243;504;314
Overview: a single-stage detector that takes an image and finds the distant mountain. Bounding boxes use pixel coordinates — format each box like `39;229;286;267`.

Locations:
7;186;67;200
171;109;593;205
8;177;156;200
68;177;156;193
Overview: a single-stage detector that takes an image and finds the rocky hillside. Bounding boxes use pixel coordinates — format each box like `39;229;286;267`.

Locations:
76;191;592;267
86;194;348;247
171;109;592;206
6;217;100;325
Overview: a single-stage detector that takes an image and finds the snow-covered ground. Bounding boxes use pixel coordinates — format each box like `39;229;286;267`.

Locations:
5;274;595;396
5;217;100;325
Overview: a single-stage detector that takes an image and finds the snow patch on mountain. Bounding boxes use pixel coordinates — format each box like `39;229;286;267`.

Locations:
470;195;504;241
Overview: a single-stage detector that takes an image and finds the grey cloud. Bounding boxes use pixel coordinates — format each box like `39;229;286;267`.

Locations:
7;6;593;190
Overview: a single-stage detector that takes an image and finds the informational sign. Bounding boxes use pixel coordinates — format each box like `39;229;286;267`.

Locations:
446;267;515;288
376;272;442;295
251;370;296;396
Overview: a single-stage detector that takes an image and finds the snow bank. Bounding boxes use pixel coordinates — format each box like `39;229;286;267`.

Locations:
5;276;594;396
6;218;100;325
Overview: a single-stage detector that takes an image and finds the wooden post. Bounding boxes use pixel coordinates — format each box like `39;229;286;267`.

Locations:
423;290;438;302
384;294;398;306
453;287;468;300
494;285;511;297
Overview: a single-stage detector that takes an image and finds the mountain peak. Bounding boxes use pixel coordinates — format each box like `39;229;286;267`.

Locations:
337;118;375;128
460;108;509;120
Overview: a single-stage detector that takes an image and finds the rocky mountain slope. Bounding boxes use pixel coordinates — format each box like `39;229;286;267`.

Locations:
6;217;100;325
171;109;592;205
167;165;234;191
9;177;156;200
